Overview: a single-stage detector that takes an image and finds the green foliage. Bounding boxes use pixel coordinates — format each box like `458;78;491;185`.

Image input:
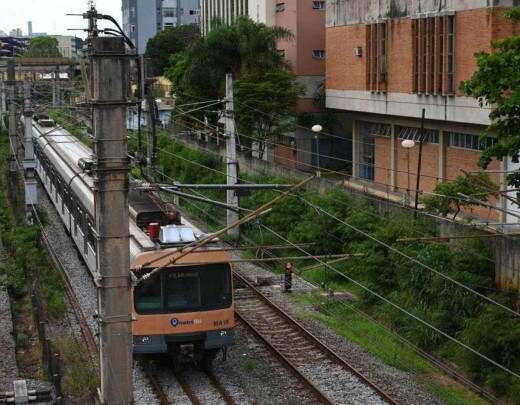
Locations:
456;304;520;400
234;69;303;158
145;24;200;75
422;172;498;220
461;9;520;189
0;133;65;320
57;337;99;401
164;16;296;132
155;138;520;403
24;36;61;58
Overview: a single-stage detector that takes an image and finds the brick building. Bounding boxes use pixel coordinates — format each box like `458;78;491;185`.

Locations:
325;0;520;223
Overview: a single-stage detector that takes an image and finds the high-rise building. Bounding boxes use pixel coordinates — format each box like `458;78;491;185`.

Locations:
122;0;201;54
9;28;23;37
200;0;249;35
28;21;33;37
325;0;520;222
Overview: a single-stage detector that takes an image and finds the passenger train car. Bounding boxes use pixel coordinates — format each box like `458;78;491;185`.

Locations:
27;115;235;368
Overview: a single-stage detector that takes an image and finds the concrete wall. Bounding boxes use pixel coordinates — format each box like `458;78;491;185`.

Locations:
326;0;517;27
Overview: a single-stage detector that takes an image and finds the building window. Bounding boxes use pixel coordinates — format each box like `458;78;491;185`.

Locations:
275;3;285;12
312;1;325;9
312;50;325;59
366;22;388;92
163;8;176;18
130;24;135;33
412;14;455;95
448;132;497;151
398;127;439;144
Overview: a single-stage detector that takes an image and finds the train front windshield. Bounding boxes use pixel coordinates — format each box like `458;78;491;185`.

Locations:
135;264;232;314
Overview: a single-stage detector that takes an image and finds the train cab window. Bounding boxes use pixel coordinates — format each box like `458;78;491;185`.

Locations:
134;264;232;314
165;271;202;311
135;275;163;313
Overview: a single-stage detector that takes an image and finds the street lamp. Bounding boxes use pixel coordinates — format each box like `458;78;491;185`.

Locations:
401;139;415;203
312;125;323;177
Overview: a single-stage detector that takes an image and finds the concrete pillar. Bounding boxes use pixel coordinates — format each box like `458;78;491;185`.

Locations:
390;124;397;191
52;66;59;107
23;81;37;224
438;130;447;182
352;120;360;179
90;36;133;405
225;73;239;238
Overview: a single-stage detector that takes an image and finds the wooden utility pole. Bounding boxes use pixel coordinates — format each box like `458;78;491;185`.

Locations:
7;59;17;173
22;81;37;224
90;36;133;404
225;73;239;238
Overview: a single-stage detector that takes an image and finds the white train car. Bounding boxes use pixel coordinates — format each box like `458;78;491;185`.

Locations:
26;115;235;366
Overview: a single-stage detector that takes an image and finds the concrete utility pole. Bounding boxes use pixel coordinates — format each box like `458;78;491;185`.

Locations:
52;65;59;107
90;36;133;404
7;59;17;172
0;80;6;130
225;73;239;238
144;58;157;181
23;81;37;224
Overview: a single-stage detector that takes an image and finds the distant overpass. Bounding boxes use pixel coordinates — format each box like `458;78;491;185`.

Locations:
0;57;78;79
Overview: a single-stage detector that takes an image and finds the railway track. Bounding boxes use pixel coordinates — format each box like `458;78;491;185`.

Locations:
233;271;398;405
174;369;237;405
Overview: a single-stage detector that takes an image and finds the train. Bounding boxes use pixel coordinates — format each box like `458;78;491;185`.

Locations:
27;114;235;369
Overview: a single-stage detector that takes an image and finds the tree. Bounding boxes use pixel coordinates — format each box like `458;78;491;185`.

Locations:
24;36;61;57
145;24;200;75
165;17;292;103
234;69;303;159
422;172;499;220
165;17;298;145
461;9;520;189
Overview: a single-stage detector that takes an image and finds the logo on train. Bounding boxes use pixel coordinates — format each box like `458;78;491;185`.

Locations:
170;318;202;327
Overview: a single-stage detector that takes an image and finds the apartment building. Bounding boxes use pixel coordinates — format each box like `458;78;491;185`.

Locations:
326;0;519;222
53;35;84;60
122;0;200;54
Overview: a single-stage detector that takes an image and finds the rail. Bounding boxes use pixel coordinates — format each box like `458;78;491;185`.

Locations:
233;271;399;405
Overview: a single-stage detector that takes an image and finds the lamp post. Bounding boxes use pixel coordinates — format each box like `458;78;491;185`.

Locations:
312;124;323;178
401;139;415;204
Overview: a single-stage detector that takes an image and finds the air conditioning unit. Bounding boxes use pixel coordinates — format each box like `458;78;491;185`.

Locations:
354;47;362;57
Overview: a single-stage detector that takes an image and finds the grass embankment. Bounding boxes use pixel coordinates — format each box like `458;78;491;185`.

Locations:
145;132;520;404
0;130;97;400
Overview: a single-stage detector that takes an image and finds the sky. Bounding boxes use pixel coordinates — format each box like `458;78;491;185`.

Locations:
0;0;122;39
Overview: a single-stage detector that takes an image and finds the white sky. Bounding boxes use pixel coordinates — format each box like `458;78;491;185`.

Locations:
0;0;122;39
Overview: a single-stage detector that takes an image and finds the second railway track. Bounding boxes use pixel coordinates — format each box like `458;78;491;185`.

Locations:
233;271;398;405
